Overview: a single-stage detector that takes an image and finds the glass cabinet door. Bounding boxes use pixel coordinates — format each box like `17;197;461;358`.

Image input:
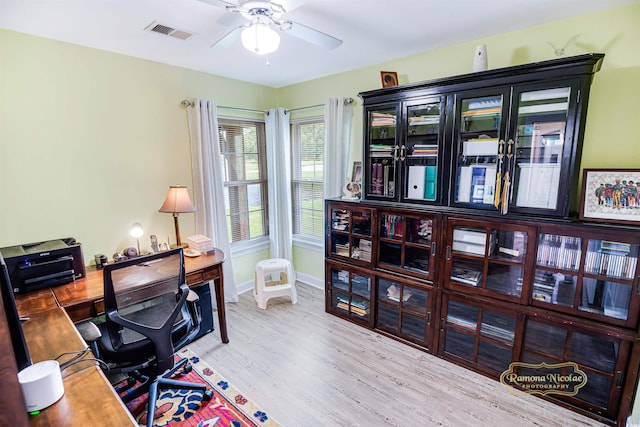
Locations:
440;295;517;376
453;91;507;209
533;228;640;328
512;86;573;212
520;316;632;419
367;106;398;199
327;264;373;325
446;219;533;303
403;99;444;203
378;211;437;281
327;205;373;265
377;276;434;350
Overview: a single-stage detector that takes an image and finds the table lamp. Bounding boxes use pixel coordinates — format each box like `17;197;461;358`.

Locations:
159;185;196;248
129;222;144;255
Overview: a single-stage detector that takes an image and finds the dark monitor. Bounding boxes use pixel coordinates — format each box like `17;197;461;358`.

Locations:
0;253;32;371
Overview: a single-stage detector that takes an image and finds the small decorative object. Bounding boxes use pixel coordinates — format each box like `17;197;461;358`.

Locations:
342;161;362;200
472;44;488;72
342;181;361;200
548;34;580;57
580;168;640;225
380;71;398;88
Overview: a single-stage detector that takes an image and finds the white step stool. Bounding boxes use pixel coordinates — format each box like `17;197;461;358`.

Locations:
254;258;297;309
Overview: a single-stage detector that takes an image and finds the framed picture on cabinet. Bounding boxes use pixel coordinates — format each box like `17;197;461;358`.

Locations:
380;71;398;88
579;168;640;225
352;161;362;184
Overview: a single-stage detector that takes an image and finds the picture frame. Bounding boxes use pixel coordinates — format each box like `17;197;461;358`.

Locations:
351;161;362;184
380;71;398;88
579;168;640;225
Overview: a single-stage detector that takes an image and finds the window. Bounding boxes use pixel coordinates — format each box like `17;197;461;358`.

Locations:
291;118;325;239
218;118;268;243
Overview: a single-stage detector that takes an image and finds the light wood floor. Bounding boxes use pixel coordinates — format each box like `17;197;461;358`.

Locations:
190;283;606;427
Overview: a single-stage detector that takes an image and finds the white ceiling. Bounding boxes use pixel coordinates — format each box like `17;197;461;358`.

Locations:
0;0;636;88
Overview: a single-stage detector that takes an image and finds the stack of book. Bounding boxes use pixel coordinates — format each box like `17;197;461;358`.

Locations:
352;239;372;262
335;242;350;257
370;144;394;157
450;265;482;286
536;234;582;270
336;295;369;317
411;144;439;157
584;240;637;279
332;210;349;231
532;270;556;302
408;115;439;126
371;163;394;196
370;112;396;126
186;234;213;253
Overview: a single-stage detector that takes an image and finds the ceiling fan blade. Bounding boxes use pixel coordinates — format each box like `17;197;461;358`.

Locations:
279;0;314;13
210;26;244;48
285;21;342;49
196;0;237;8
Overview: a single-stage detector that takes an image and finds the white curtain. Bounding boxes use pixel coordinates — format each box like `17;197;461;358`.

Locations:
265;108;294;265
187;99;238;303
323;98;354;198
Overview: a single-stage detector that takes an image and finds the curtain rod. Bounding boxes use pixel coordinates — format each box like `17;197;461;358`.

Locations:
181;97;355;114
286;97;355;113
181;100;265;114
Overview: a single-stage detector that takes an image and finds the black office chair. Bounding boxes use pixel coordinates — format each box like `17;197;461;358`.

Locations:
85;248;212;426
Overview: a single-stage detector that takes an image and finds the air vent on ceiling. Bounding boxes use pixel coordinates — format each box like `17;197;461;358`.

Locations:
144;21;194;40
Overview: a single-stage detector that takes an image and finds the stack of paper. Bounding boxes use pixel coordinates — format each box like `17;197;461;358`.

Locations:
187;234;213;253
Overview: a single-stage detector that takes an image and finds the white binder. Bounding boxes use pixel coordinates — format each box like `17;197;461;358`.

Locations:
407;166;426;199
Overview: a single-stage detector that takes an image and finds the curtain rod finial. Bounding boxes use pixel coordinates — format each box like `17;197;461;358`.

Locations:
181;99;192;107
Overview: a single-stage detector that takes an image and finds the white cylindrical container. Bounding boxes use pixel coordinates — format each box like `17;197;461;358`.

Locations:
473;44;488;72
18;360;65;411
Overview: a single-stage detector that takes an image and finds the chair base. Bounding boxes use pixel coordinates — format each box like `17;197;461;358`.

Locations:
116;357;212;427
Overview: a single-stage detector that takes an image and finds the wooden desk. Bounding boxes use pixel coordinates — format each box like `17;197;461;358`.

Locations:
22;307;137;426
17;249;229;344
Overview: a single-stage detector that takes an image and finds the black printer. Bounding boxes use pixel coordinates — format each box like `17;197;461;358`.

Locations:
0;238;86;294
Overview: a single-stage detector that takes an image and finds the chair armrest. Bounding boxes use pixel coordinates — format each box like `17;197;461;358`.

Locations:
187;289;199;303
76;320;102;342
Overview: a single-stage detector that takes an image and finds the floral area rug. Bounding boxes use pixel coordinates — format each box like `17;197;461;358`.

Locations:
117;347;281;427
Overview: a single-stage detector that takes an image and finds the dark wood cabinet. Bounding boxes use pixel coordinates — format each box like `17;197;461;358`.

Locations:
324;198;640;425
326;52;640;425
359;54;604;218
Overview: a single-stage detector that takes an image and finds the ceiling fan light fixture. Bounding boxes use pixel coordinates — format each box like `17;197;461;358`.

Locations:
241;23;280;55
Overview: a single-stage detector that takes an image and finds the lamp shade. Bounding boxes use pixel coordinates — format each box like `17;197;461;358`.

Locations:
159;185;196;214
241;23;280;55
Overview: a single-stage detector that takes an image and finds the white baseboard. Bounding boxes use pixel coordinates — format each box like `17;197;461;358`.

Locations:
237;271;323;295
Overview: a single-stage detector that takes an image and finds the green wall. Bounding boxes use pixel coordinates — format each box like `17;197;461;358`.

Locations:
0;29;276;270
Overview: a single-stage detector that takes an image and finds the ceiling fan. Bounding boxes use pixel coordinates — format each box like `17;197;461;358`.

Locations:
198;0;342;54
